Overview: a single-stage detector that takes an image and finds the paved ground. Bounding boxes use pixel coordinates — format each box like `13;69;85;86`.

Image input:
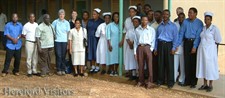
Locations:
0;46;224;98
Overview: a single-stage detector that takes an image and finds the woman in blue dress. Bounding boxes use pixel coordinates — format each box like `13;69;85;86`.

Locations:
87;8;104;73
106;12;120;76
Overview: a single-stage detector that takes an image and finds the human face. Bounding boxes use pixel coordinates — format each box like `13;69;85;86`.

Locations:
188;9;197;20
71;11;77;19
129;9;137;17
29;14;35;23
59;12;65;20
104;15;111;24
147;11;154;21
204;16;212;26
12;14;18;23
144;6;151;14
141;17;148;26
176;9;183;16
83;13;89;20
154;12;161;22
113;14;119;23
92;11;99;20
162;11;170;22
43;15;50;25
132;19;140;28
75;20;81;28
178;14;185;23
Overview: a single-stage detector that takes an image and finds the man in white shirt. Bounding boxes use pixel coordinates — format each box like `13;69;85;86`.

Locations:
0;8;7;50
134;16;156;89
22;13;39;77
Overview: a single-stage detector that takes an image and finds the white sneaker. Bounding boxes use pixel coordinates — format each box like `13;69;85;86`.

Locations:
89;65;95;73
114;72;118;77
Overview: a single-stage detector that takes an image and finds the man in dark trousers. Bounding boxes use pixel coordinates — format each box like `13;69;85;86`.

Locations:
177;7;203;88
154;9;178;88
2;13;23;77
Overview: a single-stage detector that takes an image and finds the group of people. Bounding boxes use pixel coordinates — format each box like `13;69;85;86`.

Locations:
0;4;222;92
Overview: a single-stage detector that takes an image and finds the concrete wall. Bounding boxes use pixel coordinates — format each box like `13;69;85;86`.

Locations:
170;0;225;74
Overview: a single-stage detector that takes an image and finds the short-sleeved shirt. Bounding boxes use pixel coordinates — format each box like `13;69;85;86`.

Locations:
35;22;54;48
52;19;70;42
22;22;38;41
0;13;7;31
4;22;23;50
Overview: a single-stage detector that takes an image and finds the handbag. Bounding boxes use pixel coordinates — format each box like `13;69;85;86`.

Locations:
82;27;88;47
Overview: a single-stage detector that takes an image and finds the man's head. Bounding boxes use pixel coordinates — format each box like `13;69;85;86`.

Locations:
188;7;198;20
147;10;154;21
178;13;185;23
12;13;18;23
141;16;149;26
43;14;50;25
143;4;151;15
154;10;162;22
162;9;170;22
29;13;35;23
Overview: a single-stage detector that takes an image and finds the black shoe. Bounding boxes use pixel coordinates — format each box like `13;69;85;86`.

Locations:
190;85;196;88
101;70;106;75
107;70;111;74
128;76;137;81
168;85;174;89
178;82;185;86
80;73;84;77
206;86;213;92
198;85;209;90
27;74;32;77
73;73;78;77
33;73;41;76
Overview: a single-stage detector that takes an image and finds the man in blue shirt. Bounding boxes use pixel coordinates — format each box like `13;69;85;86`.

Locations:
154;9;178;89
2;13;23;77
177;7;203;88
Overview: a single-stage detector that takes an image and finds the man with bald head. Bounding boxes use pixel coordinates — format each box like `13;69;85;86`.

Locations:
22;13;39;77
2;13;22;77
36;14;55;77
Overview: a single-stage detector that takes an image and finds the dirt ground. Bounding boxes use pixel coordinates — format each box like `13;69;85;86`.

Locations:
0;47;214;98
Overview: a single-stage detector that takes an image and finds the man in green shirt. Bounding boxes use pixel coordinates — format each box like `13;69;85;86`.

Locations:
35;14;54;77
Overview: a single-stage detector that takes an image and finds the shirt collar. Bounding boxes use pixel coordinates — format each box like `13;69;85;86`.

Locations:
160;20;172;25
10;21;20;25
138;25;150;30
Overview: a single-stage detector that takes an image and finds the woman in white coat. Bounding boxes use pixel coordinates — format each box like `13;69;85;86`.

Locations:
95;12;111;75
196;12;222;92
121;6;137;77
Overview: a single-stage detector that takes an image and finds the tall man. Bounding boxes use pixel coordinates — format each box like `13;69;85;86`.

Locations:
134;16;156;89
150;10;162;82
36;14;55;77
0;7;7;50
178;7;203;88
154;10;178;88
2;13;22;77
22;13;39;77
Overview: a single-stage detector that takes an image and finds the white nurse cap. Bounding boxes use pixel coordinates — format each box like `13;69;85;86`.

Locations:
102;12;112;17
132;16;141;20
204;12;213;17
128;6;137;10
94;8;101;13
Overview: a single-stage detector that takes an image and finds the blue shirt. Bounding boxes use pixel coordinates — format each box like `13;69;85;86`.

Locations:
52;19;70;42
155;20;178;51
4;22;23;50
178;18;203;48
